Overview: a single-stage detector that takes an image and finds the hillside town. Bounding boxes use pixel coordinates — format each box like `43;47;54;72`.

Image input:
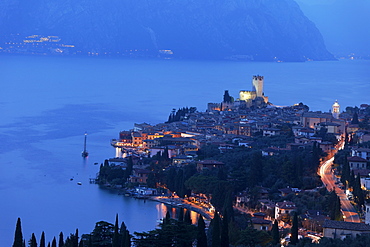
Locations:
98;75;370;245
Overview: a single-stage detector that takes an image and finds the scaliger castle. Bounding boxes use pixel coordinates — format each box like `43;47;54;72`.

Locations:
208;75;269;111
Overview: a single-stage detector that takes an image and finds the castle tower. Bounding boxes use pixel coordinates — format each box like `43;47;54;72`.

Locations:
252;75;264;97
332;100;340;119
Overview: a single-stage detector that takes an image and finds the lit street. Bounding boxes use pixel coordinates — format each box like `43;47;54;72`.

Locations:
318;141;360;223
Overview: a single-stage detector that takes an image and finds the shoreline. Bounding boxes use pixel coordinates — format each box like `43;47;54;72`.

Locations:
149;196;213;220
97;184;213;220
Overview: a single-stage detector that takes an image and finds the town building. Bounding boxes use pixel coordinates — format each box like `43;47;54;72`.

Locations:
196;160;225;171
275;201;296;220
348;156;368;170
352;147;370;161
322;220;370;239
251;212;272;231
300;112;334;129
129;169;151;184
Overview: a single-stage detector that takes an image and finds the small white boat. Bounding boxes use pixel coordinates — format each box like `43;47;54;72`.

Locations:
77;182;82;185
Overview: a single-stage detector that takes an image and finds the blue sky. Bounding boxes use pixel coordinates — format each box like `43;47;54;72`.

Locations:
295;0;370;56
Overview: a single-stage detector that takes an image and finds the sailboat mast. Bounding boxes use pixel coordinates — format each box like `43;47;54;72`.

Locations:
84;132;87;153
82;132;88;157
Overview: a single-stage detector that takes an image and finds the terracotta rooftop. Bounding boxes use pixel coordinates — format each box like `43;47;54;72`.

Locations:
348;156;368;162
323;220;370;231
251;217;272;225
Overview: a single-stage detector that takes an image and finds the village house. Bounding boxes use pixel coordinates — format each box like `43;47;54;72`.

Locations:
292;126;315;137
196;160;225;171
149;146;179;158
348;156;368;170
352;147;370;161
302;210;329;232
319;141;334;154
172;155;194;166
251;212;272;231
315;122;342;135
322;220;370;239
359;133;370;144
347;124;360;134
278;187;301;197
360;177;370;191
275;201;296;220
300;112;333;129
107;158;127;167
135;186;157;195
129;169;151;184
132;132;144;147
262;127;281;137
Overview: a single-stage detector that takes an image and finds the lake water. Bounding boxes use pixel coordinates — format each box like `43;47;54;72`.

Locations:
0;55;369;245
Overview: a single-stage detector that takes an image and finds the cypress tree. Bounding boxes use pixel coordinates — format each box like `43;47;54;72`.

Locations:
349;170;355;188
197;216;208;247
163;211;171;225
334;195;342;221
29;233;37;247
222;191;234;223
23;240;26;247
51;237;57;247
290;212;299;245
271;219;280;245
58;232;64;247
40;232;46;247
184;210;192;225
113;214;120;247
354;174;365;207
341;155;350;188
74;229;79;247
47;243;50;247
125;156;133;180
178;207;184;222
78;240;83;247
124;230;131;247
120;222;127;247
211;212;221;247
220;211;229;247
13;217;23;247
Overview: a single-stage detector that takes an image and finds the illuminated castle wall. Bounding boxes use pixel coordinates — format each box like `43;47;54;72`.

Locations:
239;75;268;105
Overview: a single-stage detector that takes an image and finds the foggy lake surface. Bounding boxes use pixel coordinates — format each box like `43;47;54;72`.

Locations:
0;55;369;245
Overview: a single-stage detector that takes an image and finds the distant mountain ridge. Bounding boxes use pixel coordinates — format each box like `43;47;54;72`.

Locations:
0;0;334;61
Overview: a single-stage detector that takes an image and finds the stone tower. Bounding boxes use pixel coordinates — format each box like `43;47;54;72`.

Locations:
252;75;264;97
332;100;340;119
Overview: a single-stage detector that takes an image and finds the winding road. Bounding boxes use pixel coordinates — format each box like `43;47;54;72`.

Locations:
318;140;360;223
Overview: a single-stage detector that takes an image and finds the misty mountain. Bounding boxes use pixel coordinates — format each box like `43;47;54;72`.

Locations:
0;0;334;61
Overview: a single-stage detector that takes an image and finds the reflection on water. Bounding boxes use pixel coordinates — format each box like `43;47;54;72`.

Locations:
156;203;201;225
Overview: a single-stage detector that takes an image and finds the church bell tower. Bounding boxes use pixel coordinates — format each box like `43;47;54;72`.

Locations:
332;100;340;119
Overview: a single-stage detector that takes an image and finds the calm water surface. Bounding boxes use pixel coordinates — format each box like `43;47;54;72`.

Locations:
0;55;369;245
